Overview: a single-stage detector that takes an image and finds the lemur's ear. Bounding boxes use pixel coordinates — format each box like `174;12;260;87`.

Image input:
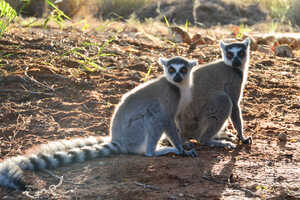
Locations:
243;37;251;48
159;57;168;66
219;40;226;50
189;60;198;68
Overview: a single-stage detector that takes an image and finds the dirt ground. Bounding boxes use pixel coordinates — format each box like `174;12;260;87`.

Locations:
0;20;299;200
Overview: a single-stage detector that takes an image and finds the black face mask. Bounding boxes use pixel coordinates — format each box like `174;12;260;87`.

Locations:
173;73;183;83
232;57;241;67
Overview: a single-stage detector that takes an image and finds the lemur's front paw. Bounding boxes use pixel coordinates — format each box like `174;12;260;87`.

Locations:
224;142;236;149
183;142;195;150
243;137;252;145
183;149;198;158
239;136;252;145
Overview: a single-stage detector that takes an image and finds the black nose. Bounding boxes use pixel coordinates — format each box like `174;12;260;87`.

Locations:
173;74;183;83
232;58;241;67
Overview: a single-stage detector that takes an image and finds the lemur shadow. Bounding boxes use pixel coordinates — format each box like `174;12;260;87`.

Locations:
195;143;253;199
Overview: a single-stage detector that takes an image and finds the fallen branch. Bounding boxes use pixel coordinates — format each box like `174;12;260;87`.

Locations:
0;89;54;96
24;67;55;92
42;169;84;186
202;174;224;184
22;174;64;199
135;181;160;190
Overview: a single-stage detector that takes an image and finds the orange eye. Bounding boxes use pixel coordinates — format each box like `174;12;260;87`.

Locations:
180;67;187;74
226;52;234;59
168;67;175;74
238;50;245;58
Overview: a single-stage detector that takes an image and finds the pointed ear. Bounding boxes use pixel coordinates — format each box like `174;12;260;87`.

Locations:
219;40;226;50
189;60;198;68
159;57;168;66
243;37;251;48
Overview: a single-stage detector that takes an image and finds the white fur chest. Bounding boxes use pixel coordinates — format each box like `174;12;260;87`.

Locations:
177;86;192;114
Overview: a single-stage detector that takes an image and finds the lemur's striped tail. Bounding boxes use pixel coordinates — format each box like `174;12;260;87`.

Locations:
0;136;122;190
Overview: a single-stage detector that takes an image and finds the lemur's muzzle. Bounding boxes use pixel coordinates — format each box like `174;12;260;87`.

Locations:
232;58;241;67
173;74;183;83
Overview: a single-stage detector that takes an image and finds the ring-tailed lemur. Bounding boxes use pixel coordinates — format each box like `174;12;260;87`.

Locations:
180;38;252;149
0;56;197;190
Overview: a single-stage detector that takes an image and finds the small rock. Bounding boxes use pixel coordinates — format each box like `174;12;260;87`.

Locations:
275;176;285;182
278;132;287;142
275;45;293;58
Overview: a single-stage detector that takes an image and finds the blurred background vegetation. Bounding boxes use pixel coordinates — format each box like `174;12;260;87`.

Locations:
1;0;300;30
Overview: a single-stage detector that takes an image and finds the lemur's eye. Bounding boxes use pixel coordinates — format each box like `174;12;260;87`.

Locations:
238;50;245;58
226;52;234;59
180;67;187;74
168;67;175;74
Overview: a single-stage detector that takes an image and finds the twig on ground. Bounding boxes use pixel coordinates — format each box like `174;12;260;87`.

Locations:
24;67;55;92
135;181;160;190
202;174;224;184
22;174;64;199
0;89;54;96
42;169;84;186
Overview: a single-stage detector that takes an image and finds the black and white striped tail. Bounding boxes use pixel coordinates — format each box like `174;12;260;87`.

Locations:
0;137;121;190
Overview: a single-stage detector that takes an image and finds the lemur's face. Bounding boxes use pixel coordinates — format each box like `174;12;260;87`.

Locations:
220;38;250;69
159;57;197;85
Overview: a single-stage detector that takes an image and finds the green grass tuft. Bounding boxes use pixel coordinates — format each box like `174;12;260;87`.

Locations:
0;0;17;37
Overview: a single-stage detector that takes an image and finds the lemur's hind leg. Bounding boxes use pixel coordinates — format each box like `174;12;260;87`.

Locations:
199;93;236;149
143;104;197;157
212;120;237;142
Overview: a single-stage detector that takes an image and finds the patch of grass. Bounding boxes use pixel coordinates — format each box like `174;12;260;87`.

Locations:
234;24;251;39
59;36;116;74
260;0;290;22
249;0;299;25
231;0;299;26
72;19;90;31
44;0;71;29
143;63;152;82
0;0;17;37
164;15;170;27
286;0;300;26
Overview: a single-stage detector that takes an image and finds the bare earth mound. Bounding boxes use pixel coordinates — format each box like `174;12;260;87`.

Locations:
136;0;267;27
0;22;299;199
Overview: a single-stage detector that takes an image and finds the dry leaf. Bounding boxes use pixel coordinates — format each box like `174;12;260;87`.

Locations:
168;26;191;44
288;38;300;50
188;34;215;52
191;33;205;45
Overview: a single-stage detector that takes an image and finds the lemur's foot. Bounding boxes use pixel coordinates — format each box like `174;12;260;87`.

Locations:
183;149;198;157
225;142;236;149
205;139;236;149
183;142;195;150
214;131;237;142
239;136;252;145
